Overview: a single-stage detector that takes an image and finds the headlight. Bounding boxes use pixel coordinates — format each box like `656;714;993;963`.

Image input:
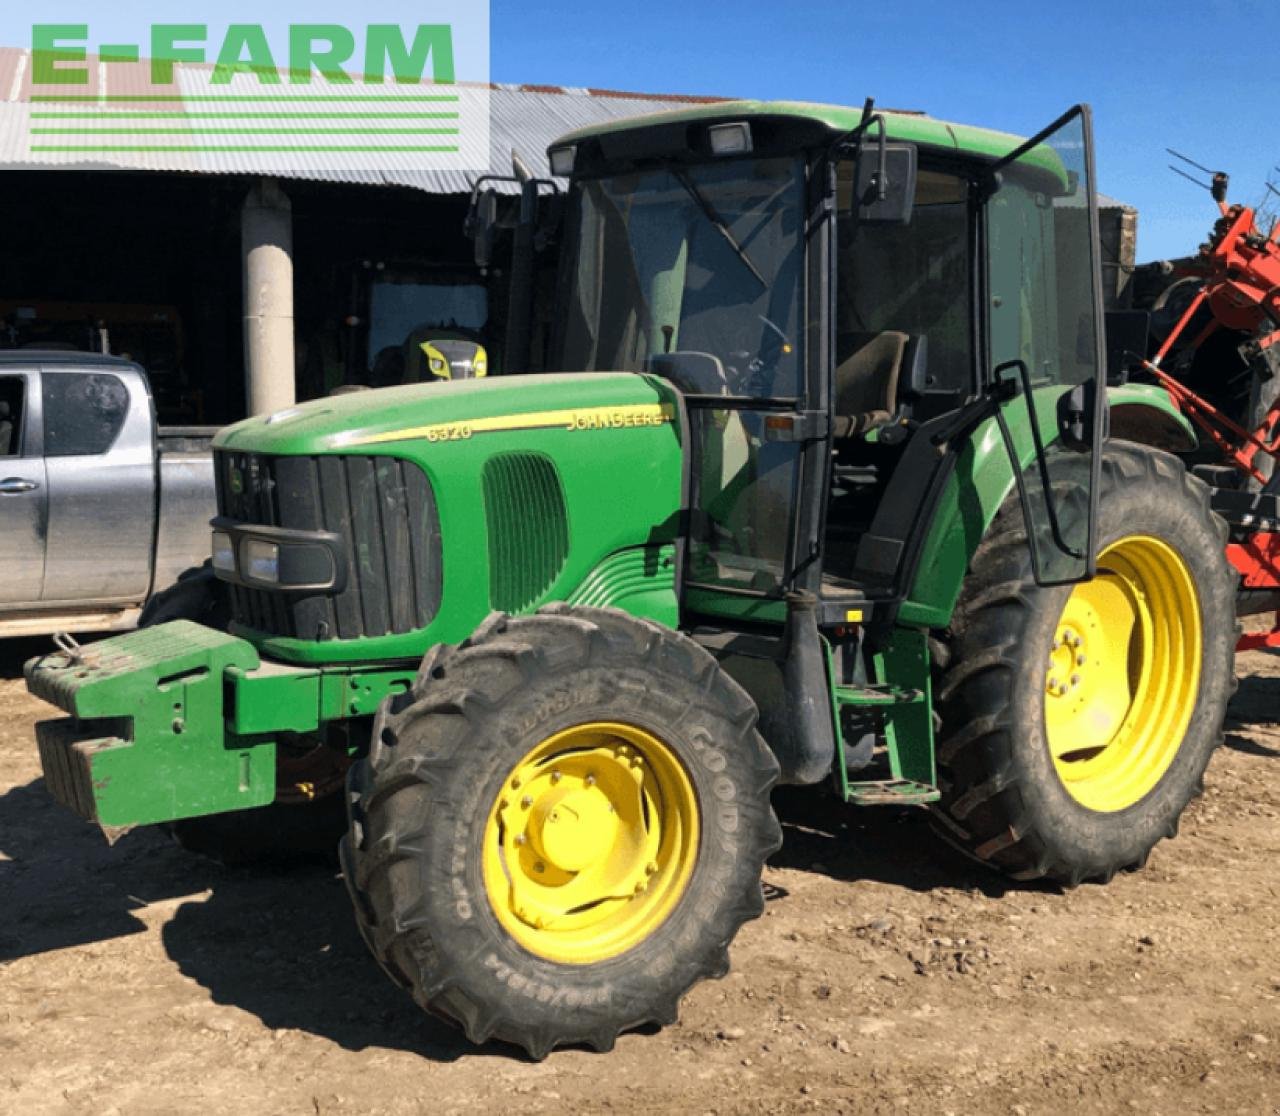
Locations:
241;538;280;584
211;531;236;574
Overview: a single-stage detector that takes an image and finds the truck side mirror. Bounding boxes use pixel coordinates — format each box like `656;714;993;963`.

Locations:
841;143;917;225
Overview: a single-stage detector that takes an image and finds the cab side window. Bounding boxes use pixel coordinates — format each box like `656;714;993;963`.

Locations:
0;376;24;456
835;168;975;421
43;373;129;457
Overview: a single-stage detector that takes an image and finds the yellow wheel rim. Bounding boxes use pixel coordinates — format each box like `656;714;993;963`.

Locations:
1044;534;1201;813
482;722;700;965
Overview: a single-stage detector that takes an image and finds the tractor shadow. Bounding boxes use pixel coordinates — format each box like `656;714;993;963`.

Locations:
0;776;500;1062
1224;670;1280;757
768;787;1054;898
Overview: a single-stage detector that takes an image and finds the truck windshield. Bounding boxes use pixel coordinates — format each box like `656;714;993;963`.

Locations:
558;157;806;399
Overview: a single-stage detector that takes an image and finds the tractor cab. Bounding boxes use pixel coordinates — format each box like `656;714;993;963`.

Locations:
542;103;1110;792
547;105;1106;607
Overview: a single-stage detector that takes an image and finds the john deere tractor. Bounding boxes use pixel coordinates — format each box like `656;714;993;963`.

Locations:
28;101;1234;1058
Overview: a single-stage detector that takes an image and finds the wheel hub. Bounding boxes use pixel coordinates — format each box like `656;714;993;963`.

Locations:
531;784;620;873
483;722;699;964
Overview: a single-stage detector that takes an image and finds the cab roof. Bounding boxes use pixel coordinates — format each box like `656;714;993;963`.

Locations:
550;98;1058;173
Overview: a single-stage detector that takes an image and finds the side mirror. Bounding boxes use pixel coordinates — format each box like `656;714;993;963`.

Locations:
842;143;917;225
465;188;499;270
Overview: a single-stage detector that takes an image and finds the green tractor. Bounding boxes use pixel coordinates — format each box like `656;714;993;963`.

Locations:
29;101;1235;1058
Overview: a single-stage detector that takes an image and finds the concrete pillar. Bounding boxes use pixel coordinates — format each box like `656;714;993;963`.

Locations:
241;178;295;415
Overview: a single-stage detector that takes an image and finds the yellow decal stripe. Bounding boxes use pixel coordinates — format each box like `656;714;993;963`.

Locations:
345;402;677;447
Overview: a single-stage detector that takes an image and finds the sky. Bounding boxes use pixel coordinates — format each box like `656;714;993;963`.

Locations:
10;1;1277;260
490;0;1278;261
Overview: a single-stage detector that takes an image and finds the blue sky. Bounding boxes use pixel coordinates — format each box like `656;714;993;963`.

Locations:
492;0;1278;261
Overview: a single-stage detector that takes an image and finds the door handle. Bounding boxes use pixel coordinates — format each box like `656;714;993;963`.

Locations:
0;477;39;494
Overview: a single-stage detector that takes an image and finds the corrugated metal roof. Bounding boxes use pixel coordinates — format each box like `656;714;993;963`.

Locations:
0;49;1135;211
0;46;725;193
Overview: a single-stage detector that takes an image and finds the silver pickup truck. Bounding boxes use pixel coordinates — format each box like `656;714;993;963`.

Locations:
0;351;216;637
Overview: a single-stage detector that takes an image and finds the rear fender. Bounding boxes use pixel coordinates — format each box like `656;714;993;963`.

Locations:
897;384;1195;628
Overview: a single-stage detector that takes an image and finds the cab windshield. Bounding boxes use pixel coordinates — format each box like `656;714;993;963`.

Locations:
558;156;806;399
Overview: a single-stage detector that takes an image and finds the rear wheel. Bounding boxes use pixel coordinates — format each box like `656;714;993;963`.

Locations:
341;605;781;1058
933;443;1235;884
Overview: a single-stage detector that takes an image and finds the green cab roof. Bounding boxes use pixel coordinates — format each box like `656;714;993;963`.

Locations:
550;98;1066;180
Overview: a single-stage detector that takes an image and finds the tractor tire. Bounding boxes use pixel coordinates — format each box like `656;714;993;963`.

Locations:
932;442;1235;885
143;563;347;867
341;605;781;1059
138;561;230;630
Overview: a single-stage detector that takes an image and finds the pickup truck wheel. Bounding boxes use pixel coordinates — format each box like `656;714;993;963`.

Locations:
341;606;781;1059
932;443;1235;885
142;563;348;866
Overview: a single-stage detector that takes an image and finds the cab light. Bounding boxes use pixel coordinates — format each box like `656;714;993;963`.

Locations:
708;122;752;156
211;531;235;574
242;538;280;584
549;145;576;177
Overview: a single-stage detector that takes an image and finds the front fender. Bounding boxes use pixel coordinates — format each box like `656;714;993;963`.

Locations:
896;383;1194;629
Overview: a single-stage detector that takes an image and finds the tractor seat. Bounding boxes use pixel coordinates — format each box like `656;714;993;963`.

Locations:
832;330;909;439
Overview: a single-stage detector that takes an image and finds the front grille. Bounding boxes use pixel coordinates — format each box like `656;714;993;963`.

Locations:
215;451;442;640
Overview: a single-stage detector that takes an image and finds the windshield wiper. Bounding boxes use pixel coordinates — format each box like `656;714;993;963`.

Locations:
672;169;767;289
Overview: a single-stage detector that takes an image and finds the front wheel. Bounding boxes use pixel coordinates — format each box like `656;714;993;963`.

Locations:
341;606;781;1058
933;442;1236;884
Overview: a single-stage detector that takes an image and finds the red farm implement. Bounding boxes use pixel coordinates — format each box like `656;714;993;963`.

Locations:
1137;169;1280;649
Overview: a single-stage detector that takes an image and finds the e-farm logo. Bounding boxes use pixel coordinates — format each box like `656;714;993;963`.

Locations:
22;21;484;168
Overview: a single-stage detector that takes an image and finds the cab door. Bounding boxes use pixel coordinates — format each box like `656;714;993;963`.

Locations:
0;370;48;603
985;105;1108;584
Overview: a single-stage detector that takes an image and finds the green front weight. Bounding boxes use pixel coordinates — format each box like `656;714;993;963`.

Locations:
27;620;421;838
27;621;275;837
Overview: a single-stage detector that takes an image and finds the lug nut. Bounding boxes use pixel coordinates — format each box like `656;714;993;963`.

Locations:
585;773;596;786
1070;674;1081;687
1048;677;1060;691
514;834;527;846
550;769;562;784
1076;653;1087;666
521;795;533;808
511;776;522;790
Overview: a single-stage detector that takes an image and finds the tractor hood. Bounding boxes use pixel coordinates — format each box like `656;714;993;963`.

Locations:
210;371;688;665
214;372;679;456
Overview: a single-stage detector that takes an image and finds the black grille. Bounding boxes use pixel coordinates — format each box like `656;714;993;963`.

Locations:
215;451;442;640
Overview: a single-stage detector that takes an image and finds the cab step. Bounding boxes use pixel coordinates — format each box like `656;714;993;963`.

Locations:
834;684;925;707
844;778;940;806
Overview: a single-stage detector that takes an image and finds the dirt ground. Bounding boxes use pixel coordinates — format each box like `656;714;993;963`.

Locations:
1;634;1278;1116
